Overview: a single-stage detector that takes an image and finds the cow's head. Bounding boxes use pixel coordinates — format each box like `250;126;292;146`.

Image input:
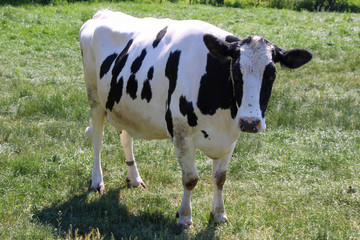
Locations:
204;34;312;133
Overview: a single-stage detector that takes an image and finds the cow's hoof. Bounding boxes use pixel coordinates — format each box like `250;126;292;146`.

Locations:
126;177;146;189
89;183;105;194
210;211;228;224
176;219;194;229
215;215;228;224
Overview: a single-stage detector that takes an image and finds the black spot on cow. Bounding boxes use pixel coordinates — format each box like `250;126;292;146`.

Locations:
165;50;181;137
153;26;168;48
126;49;147;99
147;66;154;79
201;130;209;139
100;53;117;79
106;77;124;111
184;177;198;191
165;109;174;138
179;95;198;127
113;40;133;76
232;58;243;108
141;67;154;103
126;75;138;100
230;98;238;119
106;39;133;111
260;63;276;118
141;81;151;102
166;51;181;99
126;161;135;166
215;171;227;190
197;54;235;116
131;49;147;73
229;59;243;119
241;36;270;48
240;36;253;46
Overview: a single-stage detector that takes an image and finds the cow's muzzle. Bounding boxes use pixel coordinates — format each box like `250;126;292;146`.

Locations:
239;118;261;133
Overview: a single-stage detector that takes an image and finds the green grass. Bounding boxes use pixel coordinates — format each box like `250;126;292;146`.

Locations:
0;2;359;239
2;0;360;13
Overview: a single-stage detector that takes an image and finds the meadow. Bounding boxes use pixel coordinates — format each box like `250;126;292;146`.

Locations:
0;2;359;239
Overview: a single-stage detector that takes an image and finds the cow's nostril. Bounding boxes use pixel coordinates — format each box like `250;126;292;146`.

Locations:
239;118;261;133
252;119;260;126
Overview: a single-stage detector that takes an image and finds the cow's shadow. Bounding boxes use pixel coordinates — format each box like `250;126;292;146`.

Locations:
33;186;219;239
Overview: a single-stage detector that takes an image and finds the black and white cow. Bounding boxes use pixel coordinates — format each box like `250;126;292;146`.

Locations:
79;10;312;228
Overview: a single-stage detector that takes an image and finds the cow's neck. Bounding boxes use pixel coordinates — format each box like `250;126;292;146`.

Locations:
197;54;238;120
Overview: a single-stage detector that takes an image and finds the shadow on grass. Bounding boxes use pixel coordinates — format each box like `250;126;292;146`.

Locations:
33;186;219;239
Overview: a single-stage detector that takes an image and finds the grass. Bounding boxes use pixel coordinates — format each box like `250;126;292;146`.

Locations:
2;0;360;13
0;2;359;239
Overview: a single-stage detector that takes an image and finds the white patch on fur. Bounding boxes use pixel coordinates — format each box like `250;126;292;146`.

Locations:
238;37;273;131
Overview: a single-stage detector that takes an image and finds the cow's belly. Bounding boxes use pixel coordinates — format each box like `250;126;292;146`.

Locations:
96;71;169;139
106;101;169;140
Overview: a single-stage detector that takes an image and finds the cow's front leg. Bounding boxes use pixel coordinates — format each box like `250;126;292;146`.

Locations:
85;104;106;193
174;138;198;228
211;145;235;224
120;130;145;188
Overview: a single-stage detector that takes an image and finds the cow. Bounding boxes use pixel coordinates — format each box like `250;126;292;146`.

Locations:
79;10;312;228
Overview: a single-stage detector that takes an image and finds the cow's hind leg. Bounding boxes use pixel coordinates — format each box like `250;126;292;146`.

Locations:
120;130;145;188
174;136;198;228
211;144;235;224
85;88;106;193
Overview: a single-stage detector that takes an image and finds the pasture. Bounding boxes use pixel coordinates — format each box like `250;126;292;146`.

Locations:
0;2;359;239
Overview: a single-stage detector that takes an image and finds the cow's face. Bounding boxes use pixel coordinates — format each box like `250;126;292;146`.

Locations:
204;34;312;133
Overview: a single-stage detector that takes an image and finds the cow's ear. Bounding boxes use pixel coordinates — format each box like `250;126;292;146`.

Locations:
274;46;312;69
225;35;242;43
204;34;239;59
